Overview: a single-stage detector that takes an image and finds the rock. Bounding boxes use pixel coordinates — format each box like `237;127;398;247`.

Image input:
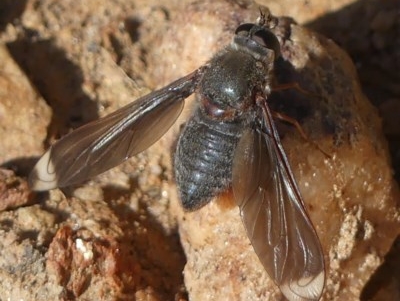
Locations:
0;168;32;211
0;45;51;167
163;3;400;301
0;0;399;300
0;0;186;300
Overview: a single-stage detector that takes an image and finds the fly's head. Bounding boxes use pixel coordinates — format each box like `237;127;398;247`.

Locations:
232;17;281;96
232;21;281;63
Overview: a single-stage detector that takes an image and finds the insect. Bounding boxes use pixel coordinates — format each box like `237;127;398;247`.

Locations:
29;9;325;301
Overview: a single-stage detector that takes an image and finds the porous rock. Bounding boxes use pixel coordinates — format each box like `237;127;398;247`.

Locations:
0;0;399;300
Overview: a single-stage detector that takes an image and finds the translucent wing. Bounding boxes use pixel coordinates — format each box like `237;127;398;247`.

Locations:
232;100;325;301
29;69;205;191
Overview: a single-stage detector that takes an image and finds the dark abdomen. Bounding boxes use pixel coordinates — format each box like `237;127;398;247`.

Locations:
174;108;243;211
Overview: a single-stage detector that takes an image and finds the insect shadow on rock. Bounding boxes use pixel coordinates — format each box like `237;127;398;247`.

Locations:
29;8;325;301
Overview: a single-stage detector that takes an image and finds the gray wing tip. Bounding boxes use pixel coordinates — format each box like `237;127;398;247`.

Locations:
280;271;325;301
29;150;59;191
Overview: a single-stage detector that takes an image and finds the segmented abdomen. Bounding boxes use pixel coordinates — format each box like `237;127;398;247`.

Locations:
174;108;243;211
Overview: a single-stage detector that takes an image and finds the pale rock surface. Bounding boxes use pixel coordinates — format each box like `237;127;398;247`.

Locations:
0;0;398;300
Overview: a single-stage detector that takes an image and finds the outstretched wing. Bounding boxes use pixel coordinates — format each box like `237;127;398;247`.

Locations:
232;100;324;301
29;68;205;191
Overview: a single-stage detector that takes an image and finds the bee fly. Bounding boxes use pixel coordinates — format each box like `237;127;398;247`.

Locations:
29;9;325;301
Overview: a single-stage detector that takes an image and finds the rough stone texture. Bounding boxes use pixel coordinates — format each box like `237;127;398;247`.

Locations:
0;168;33;211
306;0;400;184
171;6;400;300
0;44;51;170
0;0;399;300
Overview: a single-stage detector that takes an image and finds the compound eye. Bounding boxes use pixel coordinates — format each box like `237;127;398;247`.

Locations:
252;30;281;57
235;23;254;36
